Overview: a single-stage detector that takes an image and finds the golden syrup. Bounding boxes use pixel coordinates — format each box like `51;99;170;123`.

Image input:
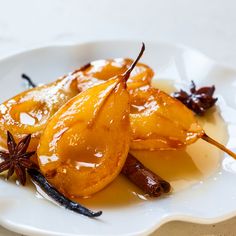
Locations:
78;79;228;207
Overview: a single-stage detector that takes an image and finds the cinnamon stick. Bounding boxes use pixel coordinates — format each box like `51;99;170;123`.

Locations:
122;153;171;197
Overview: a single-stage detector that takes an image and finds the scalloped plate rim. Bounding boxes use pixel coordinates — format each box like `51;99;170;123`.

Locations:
0;40;235;236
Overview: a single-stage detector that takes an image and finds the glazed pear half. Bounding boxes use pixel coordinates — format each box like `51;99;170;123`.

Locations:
129;86;204;150
0;75;79;152
37;44;145;197
75;58;154;92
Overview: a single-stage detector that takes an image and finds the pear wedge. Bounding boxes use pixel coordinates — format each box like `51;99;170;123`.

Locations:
0;75;79;152
129;86;204;150
37;44;145;197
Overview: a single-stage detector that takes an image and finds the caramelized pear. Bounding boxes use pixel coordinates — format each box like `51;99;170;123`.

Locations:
0;75;79;153
0;60;153;154
129;86;204;150
75;58;154;92
37;45;145;197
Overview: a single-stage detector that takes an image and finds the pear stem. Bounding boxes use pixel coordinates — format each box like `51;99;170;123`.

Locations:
201;133;236;160
123;42;145;81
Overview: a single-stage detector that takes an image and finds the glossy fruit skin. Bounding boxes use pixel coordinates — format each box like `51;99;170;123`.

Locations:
129;86;204;150
74;59;203;150
74;58;154;92
37;77;130;198
0;76;78;154
0;59;152;154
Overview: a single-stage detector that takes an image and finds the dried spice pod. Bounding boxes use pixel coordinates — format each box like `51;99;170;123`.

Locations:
172;81;218;116
122;154;171;197
28;168;102;217
0;131;102;217
0;131;36;185
21;74;37;88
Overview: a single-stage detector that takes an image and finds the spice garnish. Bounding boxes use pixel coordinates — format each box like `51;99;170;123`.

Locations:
172;81;217;116
21;73;37;88
0;131;102;217
28;168;102;217
122;154;171;197
0;131;36;185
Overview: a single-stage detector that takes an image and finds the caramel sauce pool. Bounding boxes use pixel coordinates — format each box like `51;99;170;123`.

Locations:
77;79;228;208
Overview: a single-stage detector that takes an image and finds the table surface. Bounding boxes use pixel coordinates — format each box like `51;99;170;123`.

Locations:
0;0;236;235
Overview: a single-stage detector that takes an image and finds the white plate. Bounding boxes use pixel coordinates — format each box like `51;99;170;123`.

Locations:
0;40;236;236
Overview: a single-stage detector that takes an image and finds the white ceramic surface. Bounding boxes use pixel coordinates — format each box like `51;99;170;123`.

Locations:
0;41;236;236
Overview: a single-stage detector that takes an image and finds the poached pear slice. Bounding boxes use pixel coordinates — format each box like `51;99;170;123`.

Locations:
129;85;236;160
75;58;154;92
129;86;204;150
0;59;152;154
37;45;145;197
0;75;79;152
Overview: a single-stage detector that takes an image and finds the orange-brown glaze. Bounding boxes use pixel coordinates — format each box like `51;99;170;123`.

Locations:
129;86;204;150
0;76;78;157
74;58;154;92
37;76;130;197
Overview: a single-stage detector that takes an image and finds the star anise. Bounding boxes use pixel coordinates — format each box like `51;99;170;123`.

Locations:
172;81;218;116
0;131;36;185
0;131;101;217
